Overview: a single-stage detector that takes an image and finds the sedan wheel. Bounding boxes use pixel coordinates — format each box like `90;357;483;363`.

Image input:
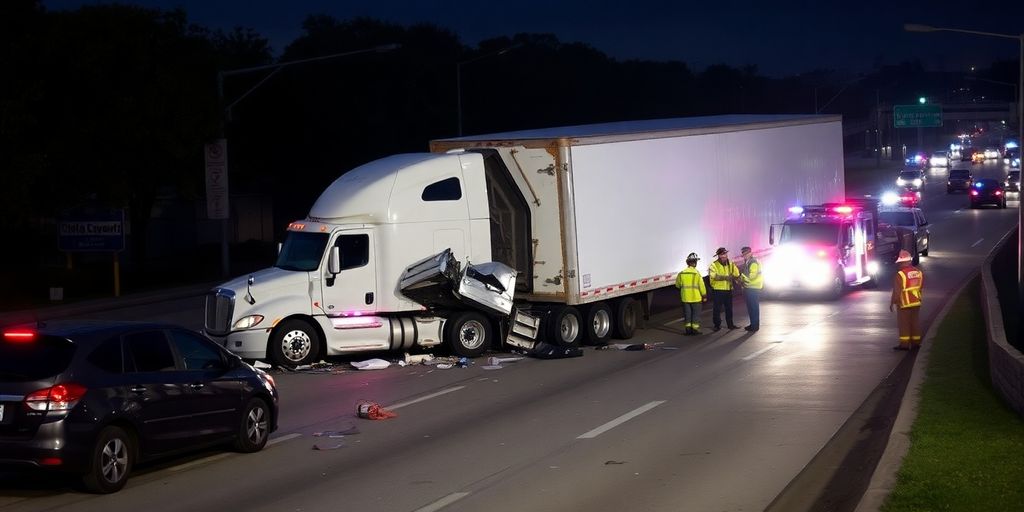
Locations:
83;426;133;494
234;398;270;453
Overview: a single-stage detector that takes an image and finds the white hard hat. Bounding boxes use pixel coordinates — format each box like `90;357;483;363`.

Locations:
896;250;912;263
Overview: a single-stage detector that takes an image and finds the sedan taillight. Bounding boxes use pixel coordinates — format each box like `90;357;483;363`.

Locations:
25;383;88;412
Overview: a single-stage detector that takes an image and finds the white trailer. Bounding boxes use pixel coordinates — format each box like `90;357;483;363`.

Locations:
205;115;844;367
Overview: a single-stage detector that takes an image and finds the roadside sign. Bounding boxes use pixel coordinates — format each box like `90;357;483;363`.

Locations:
894;104;942;128
58;209;126;252
205;139;230;219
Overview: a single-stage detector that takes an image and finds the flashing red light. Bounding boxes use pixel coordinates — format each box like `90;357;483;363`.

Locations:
971;190;979;196
833;206;853;214
995;190;1003;196
3;330;35;342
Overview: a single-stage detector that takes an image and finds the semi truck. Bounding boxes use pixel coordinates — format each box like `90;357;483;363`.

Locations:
204;115;845;367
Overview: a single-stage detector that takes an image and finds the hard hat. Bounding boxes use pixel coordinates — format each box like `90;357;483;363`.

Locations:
686;252;700;262
715;247;728;256
896;250;912;263
741;246;752;255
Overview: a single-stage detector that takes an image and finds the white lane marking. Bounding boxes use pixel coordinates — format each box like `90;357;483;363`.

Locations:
741;346;774;361
268;433;302;446
971;238;984;248
665;317;684;325
168;453;232;472
387;386;465;411
577;401;666;439
414;492;471;512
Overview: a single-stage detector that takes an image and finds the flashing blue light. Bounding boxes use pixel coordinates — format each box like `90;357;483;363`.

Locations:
975;181;984;188
1006;141;1019;149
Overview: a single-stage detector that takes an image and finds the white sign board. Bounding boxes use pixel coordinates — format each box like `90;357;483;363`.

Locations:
205;139;229;219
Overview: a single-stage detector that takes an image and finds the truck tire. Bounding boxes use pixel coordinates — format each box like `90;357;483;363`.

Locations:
445;312;491;358
549;306;582;348
613;297;638;339
581;302;612;346
270;319;321;368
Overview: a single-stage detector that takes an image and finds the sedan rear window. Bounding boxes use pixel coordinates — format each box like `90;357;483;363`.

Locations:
0;335;76;382
950;170;970;178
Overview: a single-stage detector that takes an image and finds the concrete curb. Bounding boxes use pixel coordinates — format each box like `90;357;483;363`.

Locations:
981;229;1023;416
0;281;220;326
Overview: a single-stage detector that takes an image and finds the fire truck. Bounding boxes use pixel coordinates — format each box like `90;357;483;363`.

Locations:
765;199;912;299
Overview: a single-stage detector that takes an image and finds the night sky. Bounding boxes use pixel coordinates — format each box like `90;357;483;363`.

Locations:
44;0;1024;77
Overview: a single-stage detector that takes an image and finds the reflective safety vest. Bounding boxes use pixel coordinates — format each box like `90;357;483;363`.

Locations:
676;266;707;303
709;260;739;291
742;258;764;290
896;267;923;308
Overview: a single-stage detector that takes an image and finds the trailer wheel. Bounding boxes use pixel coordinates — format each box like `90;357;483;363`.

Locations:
445;312;491;357
613;297;638;339
548;306;582;348
270;319;321;368
581;302;612;346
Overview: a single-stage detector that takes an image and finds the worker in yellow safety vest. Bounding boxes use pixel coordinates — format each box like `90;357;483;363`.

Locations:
708;247;740;331
890;249;923;350
675;253;707;335
740;246;763;332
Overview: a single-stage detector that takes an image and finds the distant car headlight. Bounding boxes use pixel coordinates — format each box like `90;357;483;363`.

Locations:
233;315;265;329
912;178;922;187
896;178;906;186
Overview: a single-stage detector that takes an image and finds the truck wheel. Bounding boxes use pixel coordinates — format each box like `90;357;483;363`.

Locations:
270;319;321;368
548;306;582;348
613;297;638;339
82;425;134;494
582;302;612;346
445;312;491;357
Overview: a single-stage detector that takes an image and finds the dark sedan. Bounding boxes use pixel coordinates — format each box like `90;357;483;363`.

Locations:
947;169;973;193
0;321;278;493
969;179;1007;209
1006;170;1020;192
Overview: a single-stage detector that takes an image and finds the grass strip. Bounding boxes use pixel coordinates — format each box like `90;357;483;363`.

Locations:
883;278;1024;511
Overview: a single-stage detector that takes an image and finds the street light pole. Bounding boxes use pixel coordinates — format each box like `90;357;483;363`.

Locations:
456;43;522;136
905;23;1024;312
213;43;399;277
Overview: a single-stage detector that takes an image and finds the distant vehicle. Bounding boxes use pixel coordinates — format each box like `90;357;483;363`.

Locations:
961;148;977;162
1003;148;1019;165
1005;170;1021;192
878;206;929;265
984;147;1000;159
896;169;925;189
947;169;973;193
972;151;986;163
929;151;949;167
905;152;929;167
969;178;1007;208
0;322;279;493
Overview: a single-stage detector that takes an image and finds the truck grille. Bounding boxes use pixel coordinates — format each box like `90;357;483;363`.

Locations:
205;289;235;335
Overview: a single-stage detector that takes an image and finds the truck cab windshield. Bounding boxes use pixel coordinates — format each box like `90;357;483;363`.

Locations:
275;232;330;271
780;224;839;245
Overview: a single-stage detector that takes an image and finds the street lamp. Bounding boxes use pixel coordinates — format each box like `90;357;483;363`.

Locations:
905;22;1024;310
213;43;399;277
456;43;523;136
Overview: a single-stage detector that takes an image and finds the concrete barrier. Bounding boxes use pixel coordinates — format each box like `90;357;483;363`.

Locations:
981;227;1024;417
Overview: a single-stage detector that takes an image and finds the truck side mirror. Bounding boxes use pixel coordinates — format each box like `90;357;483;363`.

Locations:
328;246;341;275
769;225;775;246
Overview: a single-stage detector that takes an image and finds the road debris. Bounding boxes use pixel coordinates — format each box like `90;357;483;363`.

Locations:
351;358;391;370
253;360;273;369
356;400;398;420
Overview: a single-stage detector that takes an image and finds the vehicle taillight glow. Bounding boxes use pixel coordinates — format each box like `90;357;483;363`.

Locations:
995;190;1003;196
38;458;63;466
971;190;979;196
833;206;853;214
25;383;88;412
3;330;35;342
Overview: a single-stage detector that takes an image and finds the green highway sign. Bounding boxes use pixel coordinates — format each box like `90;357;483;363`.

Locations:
894;104;943;128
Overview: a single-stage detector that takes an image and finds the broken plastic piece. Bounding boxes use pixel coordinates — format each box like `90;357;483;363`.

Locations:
312;443;344;450
404;353;435;365
487;356;525;366
350;358;391;370
356;400;398;420
253;360;273;369
436;363;454;369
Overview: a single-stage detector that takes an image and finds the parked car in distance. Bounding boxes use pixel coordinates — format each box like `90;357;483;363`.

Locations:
947;168;973;193
1005;170;1020;192
0;322;279;493
929;151;949;167
969;178;1007;208
878;206;930;264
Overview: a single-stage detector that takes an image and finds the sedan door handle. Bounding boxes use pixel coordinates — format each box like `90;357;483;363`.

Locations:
189;383;205;390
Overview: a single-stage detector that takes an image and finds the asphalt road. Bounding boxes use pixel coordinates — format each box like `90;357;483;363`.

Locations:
1;157;1018;512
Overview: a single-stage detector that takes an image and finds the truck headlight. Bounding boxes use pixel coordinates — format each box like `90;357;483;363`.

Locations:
866;261;880;275
233;315;265;329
